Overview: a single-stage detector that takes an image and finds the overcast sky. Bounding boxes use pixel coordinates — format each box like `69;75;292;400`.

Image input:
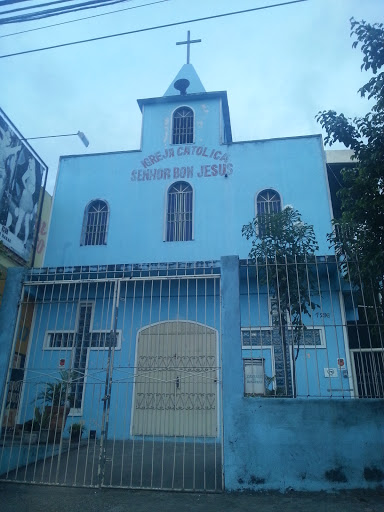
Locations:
0;0;382;194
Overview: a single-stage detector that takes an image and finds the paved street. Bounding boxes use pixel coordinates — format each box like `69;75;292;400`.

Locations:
1;483;384;512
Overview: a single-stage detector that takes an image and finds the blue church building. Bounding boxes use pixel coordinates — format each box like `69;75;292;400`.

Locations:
1;48;383;492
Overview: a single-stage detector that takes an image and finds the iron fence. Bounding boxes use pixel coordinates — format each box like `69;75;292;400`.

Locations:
240;256;384;399
0;262;223;491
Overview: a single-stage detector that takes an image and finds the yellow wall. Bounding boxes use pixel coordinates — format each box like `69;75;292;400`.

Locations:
34;190;52;268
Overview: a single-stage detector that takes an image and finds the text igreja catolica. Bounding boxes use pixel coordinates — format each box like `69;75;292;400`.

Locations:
130;145;233;181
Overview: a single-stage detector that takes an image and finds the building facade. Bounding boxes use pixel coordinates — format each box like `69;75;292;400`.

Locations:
1;64;383;492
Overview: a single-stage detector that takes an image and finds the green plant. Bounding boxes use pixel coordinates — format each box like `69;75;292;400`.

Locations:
68;422;86;440
316;18;384;313
37;370;74;407
32;407;51;430
242;207;319;397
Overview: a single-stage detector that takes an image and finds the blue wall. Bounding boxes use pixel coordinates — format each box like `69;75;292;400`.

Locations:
45;136;332;267
220;256;384;491
44;65;332;268
224;398;384;492
19;278;221;440
239;265;351;398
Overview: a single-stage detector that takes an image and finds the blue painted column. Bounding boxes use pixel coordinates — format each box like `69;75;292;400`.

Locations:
0;267;25;409
220;255;243;490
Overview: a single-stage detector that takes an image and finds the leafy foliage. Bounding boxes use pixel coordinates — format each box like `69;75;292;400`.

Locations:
68;421;87;441
33;407;51;430
242;207;319;396
316;18;384;302
37;370;74;407
242;206;319;329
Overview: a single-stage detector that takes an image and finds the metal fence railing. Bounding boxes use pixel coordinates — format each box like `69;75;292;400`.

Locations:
239;256;384;399
0;262;223;491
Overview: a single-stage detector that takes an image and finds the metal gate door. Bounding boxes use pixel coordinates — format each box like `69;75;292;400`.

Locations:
132;322;217;438
0;264;223;491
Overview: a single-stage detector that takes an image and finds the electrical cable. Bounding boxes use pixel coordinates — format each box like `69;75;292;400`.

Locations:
0;0;127;16
326;163;344;188
0;0;44;5
0;0;136;24
0;0;168;37
0;0;309;59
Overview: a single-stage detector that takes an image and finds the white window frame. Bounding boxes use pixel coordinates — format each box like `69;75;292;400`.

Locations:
254;188;282;237
171;105;195;145
350;348;384;398
241;325;326;350
164;180;194;242
80;198;110;246
43;301;121;416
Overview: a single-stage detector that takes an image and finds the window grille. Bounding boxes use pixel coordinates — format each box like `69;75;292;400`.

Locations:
172;107;194;144
166;181;193;241
81;199;109;246
256;189;281;236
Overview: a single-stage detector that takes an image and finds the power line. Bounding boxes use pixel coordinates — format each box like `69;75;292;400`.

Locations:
1;0;100;16
0;0;309;59
0;0;135;24
0;0;168;37
0;0;38;5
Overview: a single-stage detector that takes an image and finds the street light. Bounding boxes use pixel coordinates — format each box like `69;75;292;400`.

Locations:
21;130;89;147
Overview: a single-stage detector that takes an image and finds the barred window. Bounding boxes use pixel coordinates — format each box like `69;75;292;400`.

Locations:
256;189;281;236
81;199;109;246
166;181;193;241
172;107;194;145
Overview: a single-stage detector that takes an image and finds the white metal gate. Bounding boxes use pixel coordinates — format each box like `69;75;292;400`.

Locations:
0;263;223;491
132;321;218;437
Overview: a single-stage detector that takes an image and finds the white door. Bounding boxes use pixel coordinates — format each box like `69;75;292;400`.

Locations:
132;321;217;437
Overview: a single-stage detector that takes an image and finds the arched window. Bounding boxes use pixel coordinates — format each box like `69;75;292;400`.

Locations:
256;189;281;236
166;181;193;241
172;107;194;145
81;199;109;246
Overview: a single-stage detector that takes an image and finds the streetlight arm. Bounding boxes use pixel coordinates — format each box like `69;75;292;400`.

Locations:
77;131;89;147
21;131;89;147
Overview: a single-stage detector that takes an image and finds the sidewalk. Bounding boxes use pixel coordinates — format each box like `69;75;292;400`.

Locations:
1;483;383;512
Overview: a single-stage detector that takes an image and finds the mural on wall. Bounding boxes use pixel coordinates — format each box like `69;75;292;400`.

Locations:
0;109;47;263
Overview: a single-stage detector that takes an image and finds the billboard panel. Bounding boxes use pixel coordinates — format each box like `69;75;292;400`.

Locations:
0;109;47;263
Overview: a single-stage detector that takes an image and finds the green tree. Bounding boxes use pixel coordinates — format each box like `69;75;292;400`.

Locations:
242;207;319;397
316;18;384;312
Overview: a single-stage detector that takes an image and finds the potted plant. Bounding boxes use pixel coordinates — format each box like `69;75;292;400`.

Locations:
32;407;50;443
68;422;86;443
22;419;38;445
36;370;74;443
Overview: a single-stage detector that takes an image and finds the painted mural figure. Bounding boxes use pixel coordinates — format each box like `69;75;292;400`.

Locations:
0;125;22;213
14;157;37;247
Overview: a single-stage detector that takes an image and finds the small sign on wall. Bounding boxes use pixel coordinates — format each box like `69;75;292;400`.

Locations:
244;359;265;395
324;368;338;378
59;358;66;368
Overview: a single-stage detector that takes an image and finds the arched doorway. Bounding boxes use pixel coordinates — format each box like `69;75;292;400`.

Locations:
132;321;218;437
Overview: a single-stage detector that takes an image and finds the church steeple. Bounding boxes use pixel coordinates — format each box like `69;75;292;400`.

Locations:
163;63;206;97
137;30;231;147
164;30;205;96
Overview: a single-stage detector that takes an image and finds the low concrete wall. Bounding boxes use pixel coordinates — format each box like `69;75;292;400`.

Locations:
224;398;384;492
220;256;384;492
0;443;63;476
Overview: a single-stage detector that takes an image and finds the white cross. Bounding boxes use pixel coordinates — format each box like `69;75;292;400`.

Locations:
176;30;202;64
